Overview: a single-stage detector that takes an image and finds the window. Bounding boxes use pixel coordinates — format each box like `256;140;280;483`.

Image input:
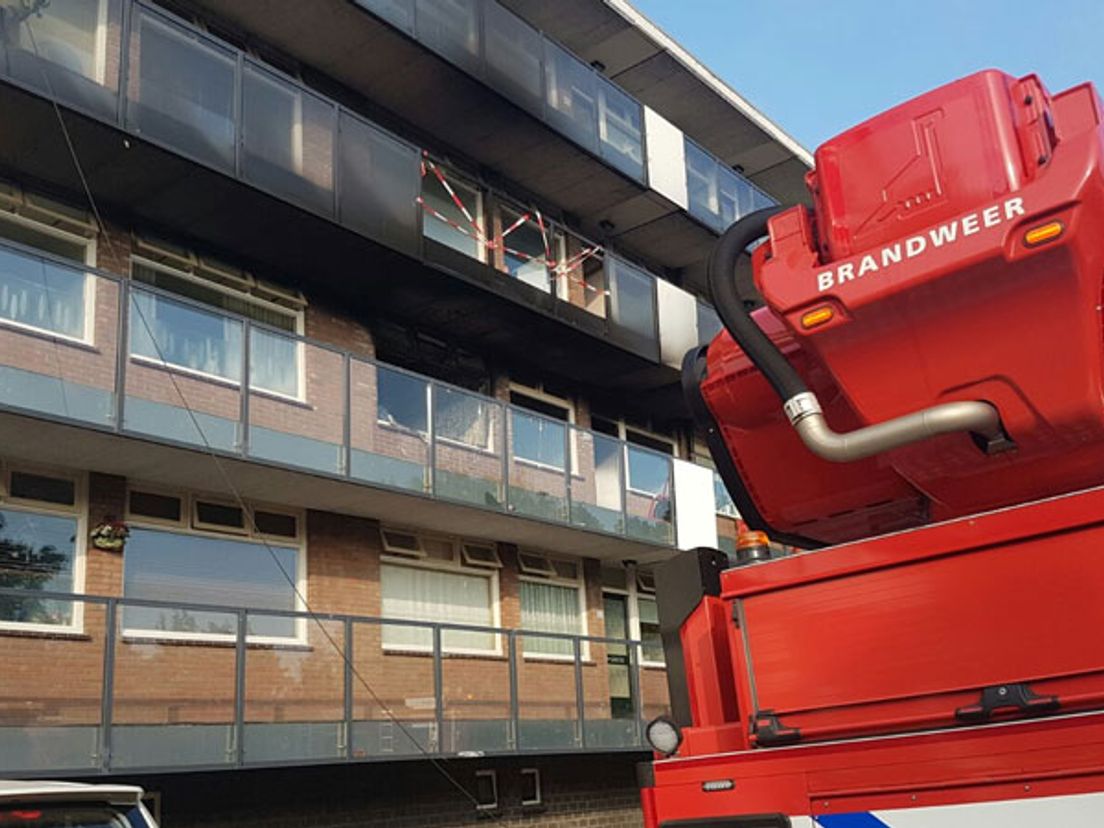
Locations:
380;559;496;653
461;542;502;568
0;467;83;631
130;257;304;398
13;0;109;84
0;212;93;341
498;207;553;293
473;769;497;811
510;387;573;471
519;551;585;658
597;78;644;180
606;255;657;349
685;139;720;228
376;366;429;433
434;385;494;450
638;594;664;665
602;565;664;667
543;39;598;152
421;162;484;261
520;768;541;806
380;528;424;556
626;428;675;498
122;487;303;642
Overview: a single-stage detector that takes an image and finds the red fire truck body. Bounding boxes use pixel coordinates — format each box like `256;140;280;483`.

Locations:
641;70;1104;826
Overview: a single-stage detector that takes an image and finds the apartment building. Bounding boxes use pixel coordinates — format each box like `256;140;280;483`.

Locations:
0;0;808;824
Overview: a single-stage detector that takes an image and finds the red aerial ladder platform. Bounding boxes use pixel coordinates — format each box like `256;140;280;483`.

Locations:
640;69;1104;826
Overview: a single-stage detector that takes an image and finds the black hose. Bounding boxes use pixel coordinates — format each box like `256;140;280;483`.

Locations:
707;206;808;402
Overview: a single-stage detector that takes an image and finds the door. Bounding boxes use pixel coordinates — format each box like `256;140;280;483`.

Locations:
603;592;633;719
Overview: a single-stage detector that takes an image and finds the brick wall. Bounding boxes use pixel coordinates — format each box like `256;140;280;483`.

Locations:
116;753;647;828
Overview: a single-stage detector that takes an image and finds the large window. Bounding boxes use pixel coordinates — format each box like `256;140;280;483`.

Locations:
122;487;303;642
0;212;93;341
518;552;585;658
498;207;553;293
600;565;663;666
509;387;573;471
129;257;304;399
380;531;500;654
0;467;83;632
421;162;484;261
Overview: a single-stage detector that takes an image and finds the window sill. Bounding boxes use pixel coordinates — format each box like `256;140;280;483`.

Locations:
383;645;504;661
0;625;89;641
121;631;309;650
641;662;667;671
250;385;310;408
0;317;97;352
129;355;305;403
377;420;429;440
521;653;594;665
435;435;498;458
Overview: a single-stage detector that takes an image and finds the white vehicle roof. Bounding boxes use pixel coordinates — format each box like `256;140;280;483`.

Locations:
0;781;144;806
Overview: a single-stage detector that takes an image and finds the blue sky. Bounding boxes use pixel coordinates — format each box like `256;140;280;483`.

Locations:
631;0;1103;153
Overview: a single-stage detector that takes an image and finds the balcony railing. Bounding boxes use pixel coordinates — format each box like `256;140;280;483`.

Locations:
0;0;760;367
0;589;669;775
0;239;679;545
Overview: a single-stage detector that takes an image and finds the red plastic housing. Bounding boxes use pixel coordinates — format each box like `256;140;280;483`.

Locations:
700;70;1104;545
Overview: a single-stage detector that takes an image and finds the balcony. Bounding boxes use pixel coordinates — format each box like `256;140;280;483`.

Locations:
0;589;670;775
0;0;724;407
0;238;722;558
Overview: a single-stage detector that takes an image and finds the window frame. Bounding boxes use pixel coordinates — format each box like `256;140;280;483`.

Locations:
420;162;486;264
520;767;542;807
121;485;306;645
473;769;498;811
517;550;588;662
128;255;306;401
0;464;87;635
602;565;664;668
508;383;577;474
0;210;97;345
380;531;502;657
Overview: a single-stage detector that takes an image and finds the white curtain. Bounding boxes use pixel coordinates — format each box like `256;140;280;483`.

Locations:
638;596;664;664
380;563;494;652
520;580;581;656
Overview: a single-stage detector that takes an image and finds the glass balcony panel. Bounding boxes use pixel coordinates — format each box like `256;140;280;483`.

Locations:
432;384;504;509
354;0;415;33
248;340;344;475
351;621;438;757
0;595;105;773
685;138;721;231
507;409;568;523
350;360;430;493
597;78;644;181
414;0;481;74
111;602;237;769
244;614;344;763
750;186;777;212
441;644;509;753
337;111;421;256
500;209;551;293
714;471;739;518
516;632;579;750
625;446;674;544
543;39;598;153
242;63;336;216
125;9;237;172
582;637;638;748
636;642;672;726
556;233;606;317
421;163;484;260
0;0;122;120
718;164;754;228
697;302;723;345
482;0;543;115
0;253;118;425
607;255;658;358
569;428;623;534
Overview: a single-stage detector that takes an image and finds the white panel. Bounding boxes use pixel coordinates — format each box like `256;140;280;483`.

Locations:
672;459;717;550
644;106;688;208
656;279;698;369
861;792;1104;828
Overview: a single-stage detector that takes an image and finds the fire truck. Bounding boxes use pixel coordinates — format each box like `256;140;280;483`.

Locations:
638;69;1104;826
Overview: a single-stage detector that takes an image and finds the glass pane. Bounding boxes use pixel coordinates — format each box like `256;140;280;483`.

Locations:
112;612;237;768
350;360;430;493
242;63;336;216
126;10;237;172
714;471;738;517
338;111;421;255
685;139;721;230
482;0;543;114
500;210;551;292
607;256;657;357
0;508;77;626
0;595;104;773
354;0;414;33
249;326;299;398
718;164;754;228
432;384;504;508
697;302;723;345
556;233;605;316
637;642;671;725
380;563;494;652
421;162;483;260
516;632;578;749
415;0;481;74
121;527;298;640
582;637;636;748
0;0;122;120
0;245;87;339
626;447;673;544
129;288;242;383
249;341;344;475
543;39;598;152
442;652;509;753
598;78;644;181
508;410;567;522
638;596;664;664
245;614;344;763
520;581;579;657
570;428;623;534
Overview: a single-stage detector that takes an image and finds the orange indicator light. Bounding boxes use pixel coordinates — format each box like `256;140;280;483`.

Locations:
1024;221;1064;247
801;306;834;329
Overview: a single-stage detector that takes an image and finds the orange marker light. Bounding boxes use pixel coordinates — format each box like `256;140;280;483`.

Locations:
1024;221;1064;247
800;306;834;329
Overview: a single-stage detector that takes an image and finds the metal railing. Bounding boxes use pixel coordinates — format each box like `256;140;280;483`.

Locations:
0;588;670;776
0;238;678;546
